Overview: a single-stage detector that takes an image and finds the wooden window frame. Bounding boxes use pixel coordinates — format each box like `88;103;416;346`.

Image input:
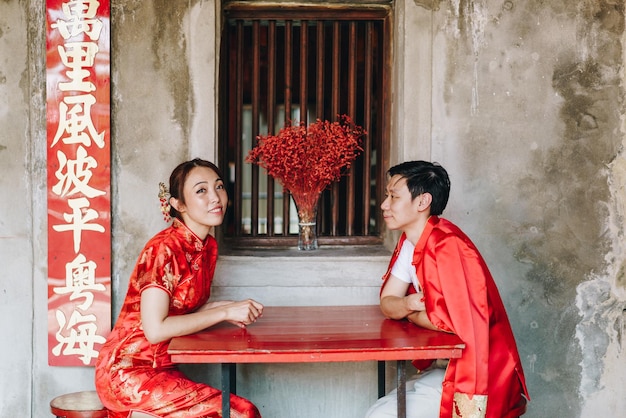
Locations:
218;2;392;248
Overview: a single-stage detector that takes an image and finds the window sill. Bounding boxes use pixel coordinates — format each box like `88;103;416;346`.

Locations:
219;244;391;259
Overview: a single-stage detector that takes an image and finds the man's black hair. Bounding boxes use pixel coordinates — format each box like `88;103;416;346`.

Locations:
387;161;450;216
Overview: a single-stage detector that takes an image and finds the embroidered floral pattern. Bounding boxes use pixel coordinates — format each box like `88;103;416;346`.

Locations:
453;392;488;418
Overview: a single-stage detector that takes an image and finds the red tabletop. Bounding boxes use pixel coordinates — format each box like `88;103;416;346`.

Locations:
168;305;464;364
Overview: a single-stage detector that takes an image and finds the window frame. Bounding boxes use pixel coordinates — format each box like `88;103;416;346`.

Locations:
218;2;392;248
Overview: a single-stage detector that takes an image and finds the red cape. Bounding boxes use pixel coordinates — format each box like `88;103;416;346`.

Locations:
381;216;529;417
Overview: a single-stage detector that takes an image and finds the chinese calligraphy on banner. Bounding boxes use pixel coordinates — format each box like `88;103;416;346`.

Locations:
46;0;111;366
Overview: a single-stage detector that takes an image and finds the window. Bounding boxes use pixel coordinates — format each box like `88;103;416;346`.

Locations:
219;2;391;247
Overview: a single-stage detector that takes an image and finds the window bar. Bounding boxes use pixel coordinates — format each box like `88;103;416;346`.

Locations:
234;20;245;236
330;21;341;236
300;21;309;126
315;21;325;121
283;20;293;232
250;20;261;236
346;21;357;236
315;21;328;236
266;21;277;236
362;21;374;235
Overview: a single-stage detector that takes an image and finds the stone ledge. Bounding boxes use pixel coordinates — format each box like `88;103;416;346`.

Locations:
212;246;390;305
219;245;391;259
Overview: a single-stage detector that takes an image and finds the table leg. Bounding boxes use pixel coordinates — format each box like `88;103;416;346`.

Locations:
397;360;406;418
377;361;386;398
222;363;236;417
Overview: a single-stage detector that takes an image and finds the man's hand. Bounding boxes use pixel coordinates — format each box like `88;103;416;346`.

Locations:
406;310;438;330
381;275;438;330
380;275;417;319
404;292;426;312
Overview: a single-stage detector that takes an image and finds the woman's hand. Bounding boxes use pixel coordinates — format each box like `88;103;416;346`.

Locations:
223;299;264;328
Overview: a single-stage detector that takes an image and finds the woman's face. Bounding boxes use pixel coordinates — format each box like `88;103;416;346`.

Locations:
172;165;228;239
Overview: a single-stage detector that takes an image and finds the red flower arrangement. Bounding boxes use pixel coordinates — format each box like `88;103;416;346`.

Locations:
246;115;365;249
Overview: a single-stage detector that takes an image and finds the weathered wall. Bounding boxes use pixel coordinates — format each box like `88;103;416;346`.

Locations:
1;0;625;417
0;1;34;416
428;1;626;416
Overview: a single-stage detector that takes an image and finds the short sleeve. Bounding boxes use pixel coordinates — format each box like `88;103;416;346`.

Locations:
391;240;420;291
134;241;183;296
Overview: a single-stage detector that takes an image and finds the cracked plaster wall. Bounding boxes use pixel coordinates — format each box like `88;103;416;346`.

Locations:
429;1;626;416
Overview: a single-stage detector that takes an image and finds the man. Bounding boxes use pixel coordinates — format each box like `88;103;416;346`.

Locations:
366;161;529;418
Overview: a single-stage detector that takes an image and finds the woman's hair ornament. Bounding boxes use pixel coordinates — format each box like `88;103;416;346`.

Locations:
158;182;172;222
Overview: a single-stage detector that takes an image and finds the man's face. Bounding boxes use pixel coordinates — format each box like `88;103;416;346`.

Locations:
381;175;422;232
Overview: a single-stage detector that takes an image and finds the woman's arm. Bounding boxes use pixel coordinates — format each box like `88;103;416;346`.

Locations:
141;287;263;344
196;300;234;311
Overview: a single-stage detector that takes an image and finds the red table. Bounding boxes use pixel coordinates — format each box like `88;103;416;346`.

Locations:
168;305;464;418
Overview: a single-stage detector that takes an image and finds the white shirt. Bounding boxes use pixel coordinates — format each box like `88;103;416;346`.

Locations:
390;239;421;292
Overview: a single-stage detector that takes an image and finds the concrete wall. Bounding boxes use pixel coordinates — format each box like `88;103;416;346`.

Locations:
1;0;625;417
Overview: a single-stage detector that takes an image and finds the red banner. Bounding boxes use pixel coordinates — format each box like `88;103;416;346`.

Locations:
46;0;111;366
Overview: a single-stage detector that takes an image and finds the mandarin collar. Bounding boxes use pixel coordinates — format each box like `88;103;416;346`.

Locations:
171;218;212;252
412;215;440;265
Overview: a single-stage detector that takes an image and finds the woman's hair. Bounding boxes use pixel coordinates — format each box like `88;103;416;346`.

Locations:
168;158;224;221
387;160;450;216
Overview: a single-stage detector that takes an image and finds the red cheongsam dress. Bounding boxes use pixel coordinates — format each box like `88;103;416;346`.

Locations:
95;219;261;418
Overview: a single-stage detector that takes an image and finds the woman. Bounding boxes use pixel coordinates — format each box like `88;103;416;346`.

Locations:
95;158;264;418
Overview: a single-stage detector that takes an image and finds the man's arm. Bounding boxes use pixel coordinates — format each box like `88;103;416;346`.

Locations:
406;310;438;330
380;275;438;330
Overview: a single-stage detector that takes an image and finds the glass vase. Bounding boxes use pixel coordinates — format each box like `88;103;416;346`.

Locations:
294;194;319;250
